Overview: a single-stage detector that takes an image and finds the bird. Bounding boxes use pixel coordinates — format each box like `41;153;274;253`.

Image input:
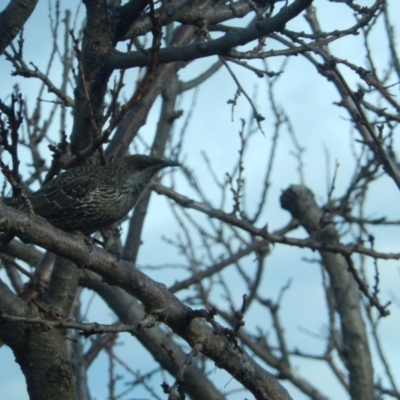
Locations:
2;155;180;235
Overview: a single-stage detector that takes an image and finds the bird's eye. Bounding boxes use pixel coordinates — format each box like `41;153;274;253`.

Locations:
138;163;148;170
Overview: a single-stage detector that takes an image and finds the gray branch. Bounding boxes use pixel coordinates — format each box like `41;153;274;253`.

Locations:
0;0;38;55
108;0;313;69
0;201;292;400
280;185;374;400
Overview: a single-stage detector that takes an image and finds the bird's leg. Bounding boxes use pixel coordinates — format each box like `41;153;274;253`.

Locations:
90;236;106;248
71;231;96;254
100;226;122;261
77;230;121;261
108;249;121;262
84;236;94;254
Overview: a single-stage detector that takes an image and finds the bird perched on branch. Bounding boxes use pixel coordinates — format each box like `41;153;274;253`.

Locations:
2;155;180;235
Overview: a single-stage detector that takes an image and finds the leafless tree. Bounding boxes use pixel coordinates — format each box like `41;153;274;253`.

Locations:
0;0;399;399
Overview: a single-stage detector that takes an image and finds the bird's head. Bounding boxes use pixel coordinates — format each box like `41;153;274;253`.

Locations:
117;155;180;193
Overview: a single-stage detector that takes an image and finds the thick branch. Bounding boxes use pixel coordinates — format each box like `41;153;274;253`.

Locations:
120;0;252;40
106;22;199;159
280;185;374;400
122;74;180;263
150;183;400;260
0;275;77;400
116;0;149;40
81;270;226;400
0;203;291;400
108;0;313;69
0;0;38;55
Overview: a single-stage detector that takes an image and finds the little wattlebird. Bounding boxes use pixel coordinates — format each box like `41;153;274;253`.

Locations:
2;155;180;235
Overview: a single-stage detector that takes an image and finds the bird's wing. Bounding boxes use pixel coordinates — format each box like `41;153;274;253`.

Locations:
30;173;97;217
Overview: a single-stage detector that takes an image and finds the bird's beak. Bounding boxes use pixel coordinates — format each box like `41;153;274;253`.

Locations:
161;160;181;168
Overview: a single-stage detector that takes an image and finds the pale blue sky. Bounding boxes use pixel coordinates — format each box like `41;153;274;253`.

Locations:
1;0;400;399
